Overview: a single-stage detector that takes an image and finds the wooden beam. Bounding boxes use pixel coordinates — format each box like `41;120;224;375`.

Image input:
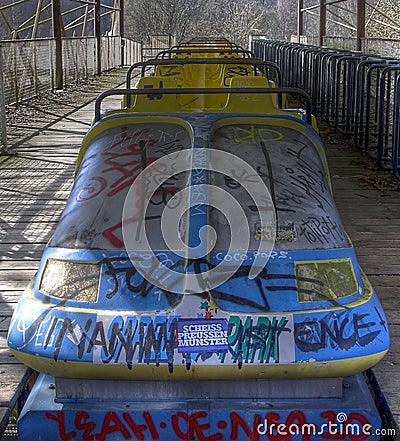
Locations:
120;0;125;66
297;0;304;43
32;0;43;39
357;0;366;51
52;0;63;89
319;0;326;46
95;0;102;75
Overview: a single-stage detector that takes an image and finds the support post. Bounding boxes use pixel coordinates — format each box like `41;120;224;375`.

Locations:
357;0;366;51
120;0;125;66
95;0;102;75
32;0;43;39
319;0;326;47
52;0;63;89
297;0;304;43
0;45;7;149
82;4;89;37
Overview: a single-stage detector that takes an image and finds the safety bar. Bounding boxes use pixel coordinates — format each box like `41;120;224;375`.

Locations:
94;87;312;124
155;48;255;59
126;58;282;90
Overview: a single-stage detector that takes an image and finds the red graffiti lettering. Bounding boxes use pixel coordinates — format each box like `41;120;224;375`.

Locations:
122;413;147;440
320;411;345;440
171;411;190;439
285;410;311;441
230;411;262;441
102;220;125;248
190;410;222;441
101;172;146;248
46;411;77;441
75;410;96;440
77;177;107;201
263;411;288;441
45;408;375;441
102;128;157;197
345;413;370;441
143;411;160;439
171;411;222;441
95;411;131;441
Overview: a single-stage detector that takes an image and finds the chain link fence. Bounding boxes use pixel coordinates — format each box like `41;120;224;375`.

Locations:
63;37;97;84
0;36;141;149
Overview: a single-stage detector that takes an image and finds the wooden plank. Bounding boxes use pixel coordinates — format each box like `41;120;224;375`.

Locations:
368;275;400;287
0;269;37;280
0;303;17;315
0;317;11;333
0;261;40;270
382;310;400;325
0;283;30;292
0;331;10;349
0;407;10;436
0;293;23;303
0;365;32;407
324;128;400;429
361;265;400;275
0;73;128;434
0;349;20;365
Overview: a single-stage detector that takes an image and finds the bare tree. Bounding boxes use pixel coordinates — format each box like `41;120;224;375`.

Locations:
124;0;287;45
201;0;270;47
125;0;207;42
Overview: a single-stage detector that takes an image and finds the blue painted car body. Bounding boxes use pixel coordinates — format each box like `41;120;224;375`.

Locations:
7;110;389;381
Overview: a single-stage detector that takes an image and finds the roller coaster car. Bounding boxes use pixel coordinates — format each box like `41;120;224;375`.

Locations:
7;86;389;382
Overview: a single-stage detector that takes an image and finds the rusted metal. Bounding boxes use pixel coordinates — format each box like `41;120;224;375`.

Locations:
52;0;63;89
298;0;304;43
95;0;102;75
356;0;365;51
119;0;124;66
319;0;326;47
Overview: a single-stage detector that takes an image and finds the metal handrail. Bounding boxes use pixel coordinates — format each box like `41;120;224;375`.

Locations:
94;87;312;124
155;48;255;59
252;39;400;181
124;58;282;107
126;58;282;87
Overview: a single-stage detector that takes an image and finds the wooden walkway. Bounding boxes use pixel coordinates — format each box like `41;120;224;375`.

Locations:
0;69;127;435
324;133;400;433
0;73;399;437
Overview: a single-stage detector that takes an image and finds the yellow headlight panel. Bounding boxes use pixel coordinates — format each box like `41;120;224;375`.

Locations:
295;258;358;302
39;258;100;303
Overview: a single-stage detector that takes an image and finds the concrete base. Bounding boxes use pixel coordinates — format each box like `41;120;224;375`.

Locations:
18;373;382;440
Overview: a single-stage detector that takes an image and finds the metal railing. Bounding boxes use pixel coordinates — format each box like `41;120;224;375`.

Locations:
295;36;400;59
141;35;176;61
0;36;142;149
253;39;400;182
